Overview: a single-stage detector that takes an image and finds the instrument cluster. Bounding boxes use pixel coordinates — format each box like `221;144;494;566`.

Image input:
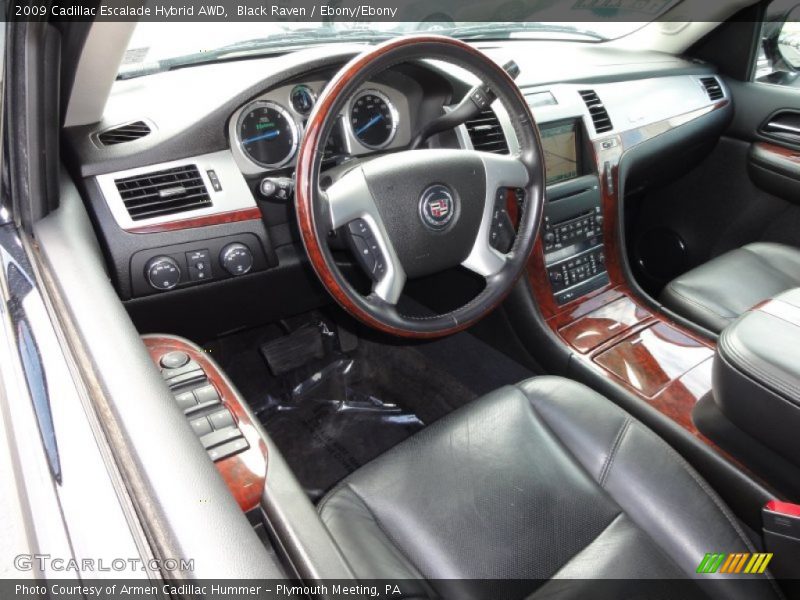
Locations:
229;79;410;176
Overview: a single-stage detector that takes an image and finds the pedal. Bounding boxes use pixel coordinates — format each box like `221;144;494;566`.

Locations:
260;325;324;376
337;323;359;354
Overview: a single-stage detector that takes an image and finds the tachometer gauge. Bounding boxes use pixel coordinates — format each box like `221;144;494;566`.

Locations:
349;90;398;150
238;101;298;168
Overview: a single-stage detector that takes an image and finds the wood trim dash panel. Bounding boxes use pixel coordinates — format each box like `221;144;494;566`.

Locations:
128;207;262;234
142;336;267;513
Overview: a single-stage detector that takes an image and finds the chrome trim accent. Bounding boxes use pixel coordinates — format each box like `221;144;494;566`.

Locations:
95;150;255;232
229;80;412;176
289;84;317;116
764;121;800;135
324;165;406;304
347;88;399;151
462;153;530;278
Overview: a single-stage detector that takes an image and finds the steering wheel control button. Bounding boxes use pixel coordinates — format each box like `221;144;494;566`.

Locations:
208;437;250;463
189;416;213;437
220;243;254;276
160;351;189;369
490;188;515;253
145;256;181;291
347;219;387;281
186;249;213;282
208;408;235;430
419;184;456;231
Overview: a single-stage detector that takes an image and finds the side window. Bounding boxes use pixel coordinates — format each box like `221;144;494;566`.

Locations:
756;0;800;85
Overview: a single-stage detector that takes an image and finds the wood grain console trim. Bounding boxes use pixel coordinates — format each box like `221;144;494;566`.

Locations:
524;99;737;456
128;207;262;234
752;141;800;165
142;336;267;513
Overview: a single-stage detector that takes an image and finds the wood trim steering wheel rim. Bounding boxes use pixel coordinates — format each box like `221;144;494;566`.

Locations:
295;35;545;338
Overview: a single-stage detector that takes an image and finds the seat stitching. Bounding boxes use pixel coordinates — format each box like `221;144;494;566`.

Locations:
598;417;631;487
517;384;782;597
624;422;784;598
721;332;800;403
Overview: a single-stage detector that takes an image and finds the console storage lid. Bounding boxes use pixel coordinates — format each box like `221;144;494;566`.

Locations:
713;288;800;467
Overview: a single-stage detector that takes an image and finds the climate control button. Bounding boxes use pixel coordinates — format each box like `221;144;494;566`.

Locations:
145;256;181;290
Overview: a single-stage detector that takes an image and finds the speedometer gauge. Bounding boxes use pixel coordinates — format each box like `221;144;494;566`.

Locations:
238;101;298;168
349;90;398;150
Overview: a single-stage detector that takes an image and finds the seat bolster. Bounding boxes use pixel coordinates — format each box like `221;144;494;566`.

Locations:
519;377;782;600
319;484;430;584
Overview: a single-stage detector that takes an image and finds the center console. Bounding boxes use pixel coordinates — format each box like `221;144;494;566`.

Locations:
537;119;608;306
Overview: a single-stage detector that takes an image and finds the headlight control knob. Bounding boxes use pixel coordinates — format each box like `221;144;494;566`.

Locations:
146;256;181;291
220;243;253;276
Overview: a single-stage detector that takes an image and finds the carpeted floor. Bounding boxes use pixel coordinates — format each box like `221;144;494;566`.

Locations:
204;318;533;501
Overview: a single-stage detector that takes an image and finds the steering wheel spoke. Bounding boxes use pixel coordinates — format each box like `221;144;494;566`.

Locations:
462;153;529;278
324;167;407;305
295;36;542;337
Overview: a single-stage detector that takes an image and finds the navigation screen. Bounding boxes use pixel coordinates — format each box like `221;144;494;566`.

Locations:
540;122;579;185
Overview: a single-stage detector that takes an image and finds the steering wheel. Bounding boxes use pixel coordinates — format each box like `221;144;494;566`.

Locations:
295;35;545;338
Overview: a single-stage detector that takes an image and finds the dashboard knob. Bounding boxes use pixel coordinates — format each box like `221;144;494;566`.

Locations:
220;243;253;276
146;256;181;291
543;232;555;245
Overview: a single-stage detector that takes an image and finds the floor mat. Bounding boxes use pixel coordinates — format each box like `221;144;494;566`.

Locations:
205;319;533;500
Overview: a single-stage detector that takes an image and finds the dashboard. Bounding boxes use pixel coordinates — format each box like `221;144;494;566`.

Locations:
62;40;732;339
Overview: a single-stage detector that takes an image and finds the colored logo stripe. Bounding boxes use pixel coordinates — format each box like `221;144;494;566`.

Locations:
697;553;773;574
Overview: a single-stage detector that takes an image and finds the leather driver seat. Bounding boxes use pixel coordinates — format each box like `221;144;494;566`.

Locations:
319;377;781;599
660;242;800;333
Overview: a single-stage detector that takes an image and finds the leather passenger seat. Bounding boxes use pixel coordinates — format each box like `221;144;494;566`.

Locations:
318;377;781;598
661;242;800;333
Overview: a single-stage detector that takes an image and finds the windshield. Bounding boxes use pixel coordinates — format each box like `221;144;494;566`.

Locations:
119;6;677;79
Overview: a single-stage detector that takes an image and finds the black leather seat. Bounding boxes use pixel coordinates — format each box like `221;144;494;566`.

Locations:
661;242;800;333
319;377;781;599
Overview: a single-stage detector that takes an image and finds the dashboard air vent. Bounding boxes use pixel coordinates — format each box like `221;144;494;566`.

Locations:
578;90;613;134
465;109;509;154
115;164;211;221
97;121;151;146
699;77;724;101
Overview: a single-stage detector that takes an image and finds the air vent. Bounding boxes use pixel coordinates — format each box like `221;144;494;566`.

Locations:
115;164;211;221
97;121;151;146
465;109;509;154
699;77;724;101
578;90;614;134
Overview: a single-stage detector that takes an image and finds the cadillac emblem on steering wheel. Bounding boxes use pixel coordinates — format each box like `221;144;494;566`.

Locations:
419;184;456;231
